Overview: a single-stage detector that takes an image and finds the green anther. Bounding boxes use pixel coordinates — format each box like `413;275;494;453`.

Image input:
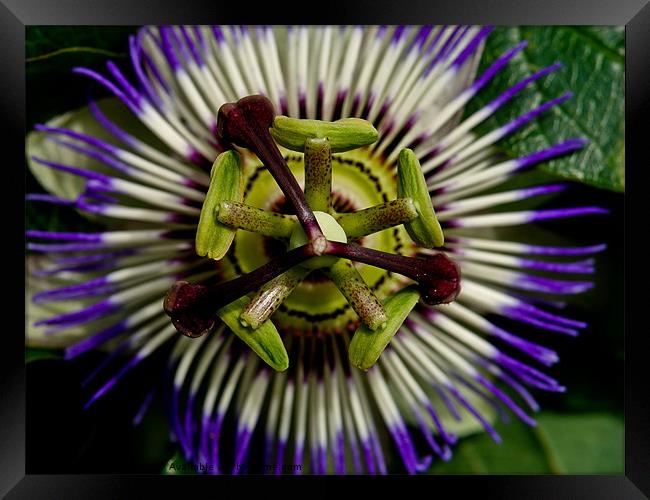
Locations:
240;266;310;329
348;285;420;371
195;150;243;260
337;198;419;239
217;201;296;240
397;148;444;248
289;211;347;270
218;296;289;371
326;259;387;331
270;116;379;153
304;137;332;213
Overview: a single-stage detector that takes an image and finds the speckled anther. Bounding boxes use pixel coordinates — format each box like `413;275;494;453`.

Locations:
337;198;419;239
240;266;310;329
217;201;296;240
304;137;333;212
326;259;388;331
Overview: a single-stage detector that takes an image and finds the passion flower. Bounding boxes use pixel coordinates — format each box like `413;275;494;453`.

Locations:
165;94;460;370
27;26;607;475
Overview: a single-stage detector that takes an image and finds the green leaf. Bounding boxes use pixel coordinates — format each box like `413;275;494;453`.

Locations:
466;27;624;192
27;26;137;127
25;347;62;363
535;412;624;473
26;26;136;61
430;416;552;473
429;411;623;473
195;150;243;261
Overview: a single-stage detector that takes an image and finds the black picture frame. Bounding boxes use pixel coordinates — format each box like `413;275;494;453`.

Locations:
5;0;646;497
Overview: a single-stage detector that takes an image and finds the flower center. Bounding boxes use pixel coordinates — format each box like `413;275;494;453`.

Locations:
164;95;460;371
289;211;347;269
223;148;414;336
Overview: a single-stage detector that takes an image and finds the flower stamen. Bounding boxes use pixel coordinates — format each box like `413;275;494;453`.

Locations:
163;243;316;337
325;241;461;306
216;95;325;248
169;95;459;370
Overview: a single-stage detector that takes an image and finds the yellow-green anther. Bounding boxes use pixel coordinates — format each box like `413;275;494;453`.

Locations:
337;198;419;239
304;137;332;212
217;201;296;240
218;296;289;371
240;266;310;329
326;259;387;331
397;148;444;248
270;116;379;153
195;150;243;260
348;285;420;371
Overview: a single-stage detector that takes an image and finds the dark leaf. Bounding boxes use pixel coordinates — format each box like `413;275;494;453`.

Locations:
466;27;624;192
26;26;138;127
534;412;623;473
429;411;623;473
26;347;62;363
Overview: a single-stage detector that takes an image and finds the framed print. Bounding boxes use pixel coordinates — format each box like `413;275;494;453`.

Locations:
3;0;647;497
